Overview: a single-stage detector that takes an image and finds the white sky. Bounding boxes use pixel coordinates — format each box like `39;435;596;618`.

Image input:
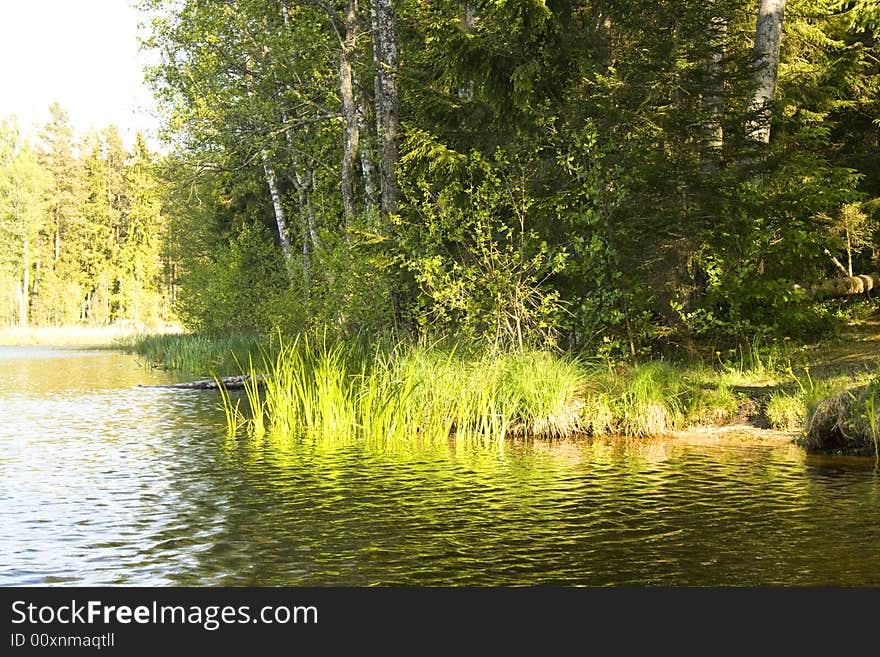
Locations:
0;0;160;147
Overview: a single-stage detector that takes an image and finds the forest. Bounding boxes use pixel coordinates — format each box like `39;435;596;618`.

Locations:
3;1;880;447
0;105;173;329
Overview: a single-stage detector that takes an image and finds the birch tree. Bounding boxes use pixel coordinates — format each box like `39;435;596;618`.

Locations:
370;0;400;216
747;0;786;143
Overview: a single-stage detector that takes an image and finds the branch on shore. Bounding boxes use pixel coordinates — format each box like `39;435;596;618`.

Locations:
139;374;264;390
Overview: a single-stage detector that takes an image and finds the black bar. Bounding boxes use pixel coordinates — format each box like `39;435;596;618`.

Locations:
1;587;878;652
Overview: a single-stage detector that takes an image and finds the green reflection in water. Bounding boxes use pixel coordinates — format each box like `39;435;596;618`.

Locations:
2;348;880;586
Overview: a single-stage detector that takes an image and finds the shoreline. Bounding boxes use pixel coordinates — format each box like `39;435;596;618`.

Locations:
0;325;185;347
9;327;880;457
668;424;799;445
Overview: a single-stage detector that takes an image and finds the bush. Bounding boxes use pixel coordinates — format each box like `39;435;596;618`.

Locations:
174;222;300;336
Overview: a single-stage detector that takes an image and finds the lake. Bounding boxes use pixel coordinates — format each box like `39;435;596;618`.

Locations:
2;346;879;586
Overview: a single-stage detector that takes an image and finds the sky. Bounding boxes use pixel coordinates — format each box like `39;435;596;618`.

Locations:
0;0;160;147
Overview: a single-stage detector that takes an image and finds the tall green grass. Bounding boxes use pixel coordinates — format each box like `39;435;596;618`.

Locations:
220;335;586;443
219;336;740;443
578;361;738;437
123;333;269;376
765;366;851;431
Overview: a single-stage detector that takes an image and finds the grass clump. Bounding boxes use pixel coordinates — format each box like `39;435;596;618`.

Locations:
765;392;807;431
123;333;268;376
803;376;880;457
578;361;738;437
222;336;587;444
219;335;744;443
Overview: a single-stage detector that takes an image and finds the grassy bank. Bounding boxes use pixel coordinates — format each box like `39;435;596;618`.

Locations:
213;336;747;443
802;381;880;457
127;315;880;449
128;330;746;441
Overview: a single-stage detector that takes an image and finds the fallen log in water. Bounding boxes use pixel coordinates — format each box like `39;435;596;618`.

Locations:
139;374;264;390
807;272;880;299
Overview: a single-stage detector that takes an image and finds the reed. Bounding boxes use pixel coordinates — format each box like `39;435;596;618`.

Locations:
219;336;588;443
123;333;268;376
215;373;244;438
218;335;741;443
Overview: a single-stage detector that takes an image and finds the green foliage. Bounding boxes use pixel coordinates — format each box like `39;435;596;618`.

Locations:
303;225;397;338
174;221;298;336
138;0;880;359
401;145;567;351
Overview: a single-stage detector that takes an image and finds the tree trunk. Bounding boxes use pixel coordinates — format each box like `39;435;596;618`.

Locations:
590;2;613;68
702;12;726;163
356;73;380;215
17;203;28;328
808;273;880;299
140;374;265;390
54;210;60;261
747;0;786;143
293;168;314;293
370;0;400;217
278;5;323;288
846;228;853;277
340;0;360;226
261;154;293;269
458;3;475;101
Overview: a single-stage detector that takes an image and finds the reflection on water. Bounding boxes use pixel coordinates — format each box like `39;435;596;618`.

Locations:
1;347;879;586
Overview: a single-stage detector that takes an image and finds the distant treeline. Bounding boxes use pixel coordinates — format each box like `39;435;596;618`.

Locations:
0;103;174;328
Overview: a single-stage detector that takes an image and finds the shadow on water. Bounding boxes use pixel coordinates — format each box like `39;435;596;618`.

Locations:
1;347;879;586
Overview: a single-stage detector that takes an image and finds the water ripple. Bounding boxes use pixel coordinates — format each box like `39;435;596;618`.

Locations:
2;348;880;585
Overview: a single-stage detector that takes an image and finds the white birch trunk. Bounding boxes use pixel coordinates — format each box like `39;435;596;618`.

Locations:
340;0;360;225
370;0;400;216
702;14;726;160
458;3;475;101
261;154;293;268
356;73;380;215
747;0;786;143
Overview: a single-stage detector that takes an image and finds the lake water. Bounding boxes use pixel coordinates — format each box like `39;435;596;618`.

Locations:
2;346;879;586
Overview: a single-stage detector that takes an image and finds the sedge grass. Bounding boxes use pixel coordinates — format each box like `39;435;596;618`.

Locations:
218;336;744;444
123;333;268;376
222;337;588;443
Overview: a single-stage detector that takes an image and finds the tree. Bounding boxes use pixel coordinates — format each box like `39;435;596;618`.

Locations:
121;134;167;325
747;0;787;142
135;0;880;350
34;103;89;324
0;121;51;327
370;0;400;217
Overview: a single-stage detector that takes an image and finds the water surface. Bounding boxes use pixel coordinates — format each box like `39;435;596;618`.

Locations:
2;347;879;586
